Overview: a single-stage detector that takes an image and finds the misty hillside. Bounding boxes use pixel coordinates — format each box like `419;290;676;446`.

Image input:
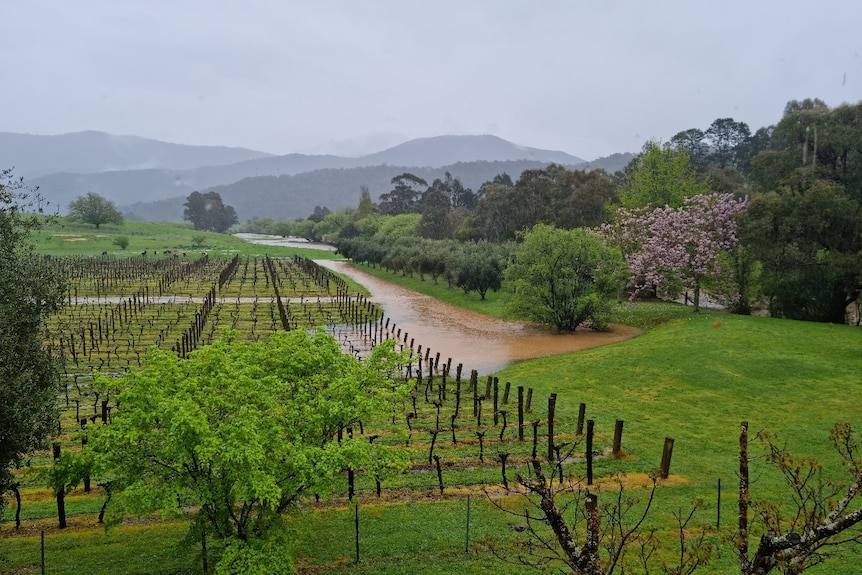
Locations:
123;160;556;223
122;152;635;223
26;134;597;212
360;135;585;167
1;131;273;179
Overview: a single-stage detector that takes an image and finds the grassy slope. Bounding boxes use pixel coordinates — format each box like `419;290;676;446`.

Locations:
31;218;342;260
325;263;862;574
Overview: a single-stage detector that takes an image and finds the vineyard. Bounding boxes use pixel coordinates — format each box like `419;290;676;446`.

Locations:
1;252;674;574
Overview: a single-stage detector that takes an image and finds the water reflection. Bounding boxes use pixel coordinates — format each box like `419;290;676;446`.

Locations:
318;261;640;374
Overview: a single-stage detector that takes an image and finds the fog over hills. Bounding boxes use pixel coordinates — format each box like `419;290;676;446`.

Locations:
3;130;630;222
0;131;274;178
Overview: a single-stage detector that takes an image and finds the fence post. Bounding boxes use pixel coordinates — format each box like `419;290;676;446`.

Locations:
576;402;586;435
517;386;524;441
53;443;66;528
660;436;675;479
612;419;624;457
586;419;595;485
547;394;557;462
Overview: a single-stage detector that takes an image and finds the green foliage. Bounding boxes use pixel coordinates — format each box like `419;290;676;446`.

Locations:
378;173;427;216
67;192;124;229
357;185;376;217
215;537;297;575
112;235;129;250
0;169;67;517
742;181;862;323
743;101;862;323
374;213;421;239
469;165;618;242
505;224;627;331
619;141;711;209
87;330;412;551
450;241;507;299
183;191;238;233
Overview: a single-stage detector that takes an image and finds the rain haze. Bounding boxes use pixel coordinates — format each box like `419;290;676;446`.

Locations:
2;0;860;160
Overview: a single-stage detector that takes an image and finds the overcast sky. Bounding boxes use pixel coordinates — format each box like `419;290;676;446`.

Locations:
2;1;860;160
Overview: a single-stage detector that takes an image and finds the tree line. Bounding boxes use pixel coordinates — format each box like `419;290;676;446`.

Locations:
244;97;862;328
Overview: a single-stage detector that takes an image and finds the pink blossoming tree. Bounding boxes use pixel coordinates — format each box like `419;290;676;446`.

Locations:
601;193;748;311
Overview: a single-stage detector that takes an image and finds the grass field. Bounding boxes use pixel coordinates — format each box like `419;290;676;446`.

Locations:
2;229;862;575
31;218;340;261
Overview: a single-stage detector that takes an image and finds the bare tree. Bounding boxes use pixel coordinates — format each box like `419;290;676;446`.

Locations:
485;455;711;574
738;421;862;574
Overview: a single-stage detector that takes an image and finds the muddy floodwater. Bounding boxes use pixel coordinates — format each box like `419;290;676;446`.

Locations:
318;261;641;374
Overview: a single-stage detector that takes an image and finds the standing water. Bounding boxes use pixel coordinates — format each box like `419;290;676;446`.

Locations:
317;261;639;374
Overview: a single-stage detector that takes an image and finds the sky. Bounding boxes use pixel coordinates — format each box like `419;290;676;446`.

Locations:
2;0;860;161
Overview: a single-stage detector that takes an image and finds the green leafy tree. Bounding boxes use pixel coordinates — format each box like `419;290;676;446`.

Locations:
67;192;124;229
670;128;709;170
86;330;411;571
0;169;67;517
506;224;627;331
705;117;752;170
112;235;130;250
743;100;862;323
378;173;427;215
374;213;421;239
183;191;238;233
417;188;453;240
357;185;377;216
453;241;507;300
742;181;861;323
619;141;711;209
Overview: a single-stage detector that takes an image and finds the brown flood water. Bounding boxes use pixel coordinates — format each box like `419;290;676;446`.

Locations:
318;261;641;375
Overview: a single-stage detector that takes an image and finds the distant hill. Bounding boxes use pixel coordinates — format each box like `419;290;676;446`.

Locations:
123;160;556;223
360;134;585;167
10;131;636;223
26;134;594;212
577;152;635;174
0;131;274;178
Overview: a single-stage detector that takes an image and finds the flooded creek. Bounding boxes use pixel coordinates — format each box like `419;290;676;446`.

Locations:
318;261;640;374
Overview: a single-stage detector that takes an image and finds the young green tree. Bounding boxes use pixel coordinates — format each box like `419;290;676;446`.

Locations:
86;330;411;570
112;235;130;250
0;169;67;517
67;192;124;229
506;225;627;332
357;185;377;216
619;141;711;209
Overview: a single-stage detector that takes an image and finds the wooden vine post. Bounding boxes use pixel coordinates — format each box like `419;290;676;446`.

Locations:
660;436;675;479
517;386;525;441
547;393;557;462
53;443;66;528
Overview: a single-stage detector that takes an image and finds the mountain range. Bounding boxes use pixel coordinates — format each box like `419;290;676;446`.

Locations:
1;131;633;222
